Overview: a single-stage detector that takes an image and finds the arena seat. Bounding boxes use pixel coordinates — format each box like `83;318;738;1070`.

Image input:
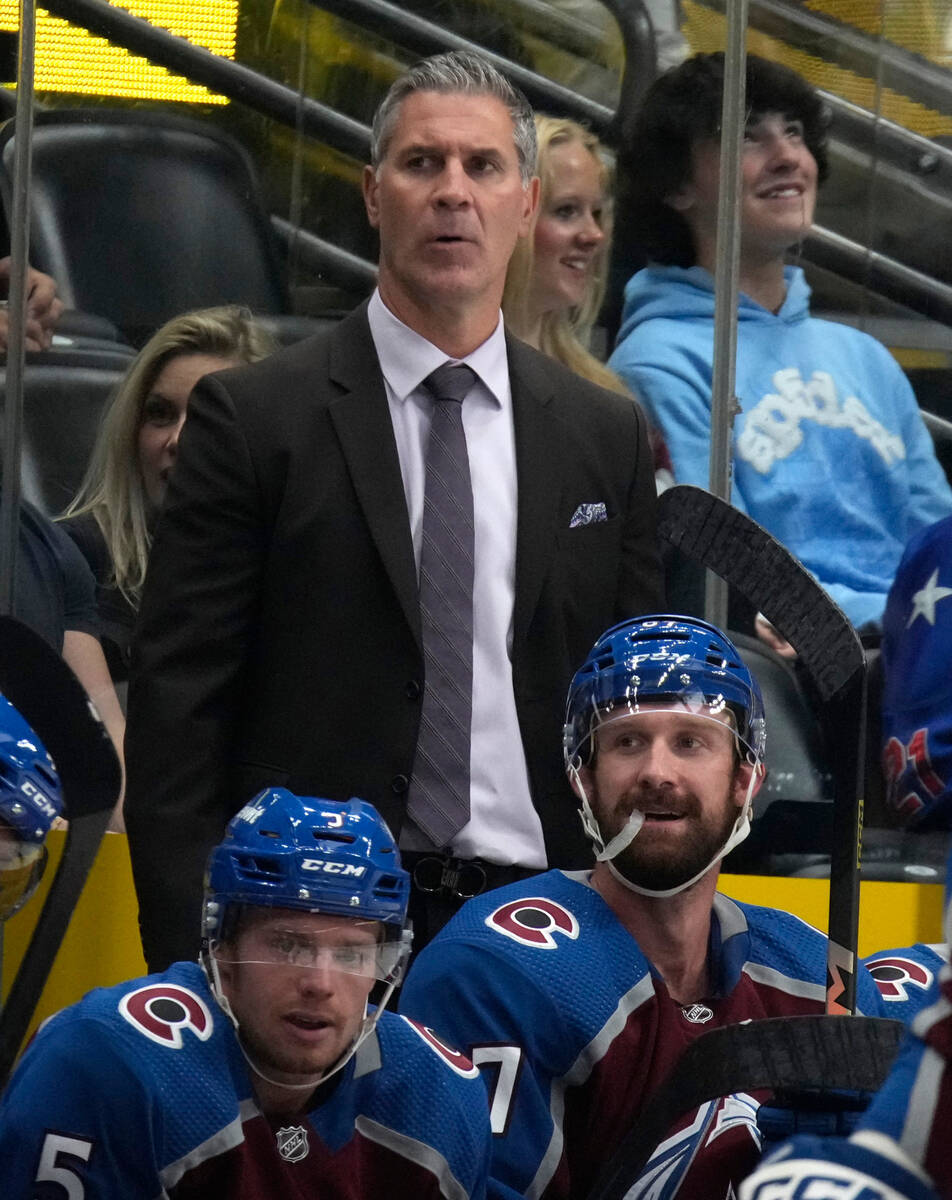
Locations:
0;110;292;346
0;346;136;516
724;632;835;874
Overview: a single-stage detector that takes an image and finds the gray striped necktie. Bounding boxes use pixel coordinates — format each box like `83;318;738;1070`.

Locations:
406;361;477;848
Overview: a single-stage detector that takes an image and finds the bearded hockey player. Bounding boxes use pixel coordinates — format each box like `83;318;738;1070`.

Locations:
399;614;884;1198
0;692;63;921
0;789;493;1198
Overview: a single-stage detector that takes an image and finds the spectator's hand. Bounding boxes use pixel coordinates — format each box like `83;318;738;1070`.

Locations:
0;256;64;352
755;612;798;659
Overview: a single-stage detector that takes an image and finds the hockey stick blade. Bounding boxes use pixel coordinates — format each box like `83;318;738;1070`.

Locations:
657;485;863;701
586;1016;904;1200
0;615;121;1088
657;486;866;1015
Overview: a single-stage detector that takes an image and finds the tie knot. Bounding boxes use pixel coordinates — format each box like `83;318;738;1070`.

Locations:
422;362;477;405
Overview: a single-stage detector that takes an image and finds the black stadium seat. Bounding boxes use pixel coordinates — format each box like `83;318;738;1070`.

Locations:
724;632;835;875
0;110;292;346
1;346;135;516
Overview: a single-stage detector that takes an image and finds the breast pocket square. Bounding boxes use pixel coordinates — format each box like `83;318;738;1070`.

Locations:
569;502;608;528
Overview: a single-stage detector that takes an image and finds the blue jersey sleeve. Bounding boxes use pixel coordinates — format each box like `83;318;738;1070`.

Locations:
401;938;575;1200
0;1016;164;1199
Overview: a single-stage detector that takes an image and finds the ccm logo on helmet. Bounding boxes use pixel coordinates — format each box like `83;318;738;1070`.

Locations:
20;779;57;818
486;899;579;948
118;984;214;1048
300;860;366;876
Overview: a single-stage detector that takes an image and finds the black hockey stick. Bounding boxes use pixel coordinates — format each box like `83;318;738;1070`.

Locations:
586;1015;904;1200
656;485;866;1015
0;615;122;1088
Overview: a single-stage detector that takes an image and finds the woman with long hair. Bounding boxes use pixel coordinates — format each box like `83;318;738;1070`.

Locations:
62;305;276;678
503;114;624;395
504;114;672;479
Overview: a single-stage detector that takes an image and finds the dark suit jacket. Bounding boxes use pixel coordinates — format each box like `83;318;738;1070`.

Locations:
124;304;662;969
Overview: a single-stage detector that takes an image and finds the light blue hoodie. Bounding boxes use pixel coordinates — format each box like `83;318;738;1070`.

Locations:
609;264;952;629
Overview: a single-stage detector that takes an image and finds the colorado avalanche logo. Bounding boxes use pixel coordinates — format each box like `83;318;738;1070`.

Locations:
866;956;934;1003
276;1126;309;1163
118;983;214;1048
402;1017;480;1078
486;898;579;948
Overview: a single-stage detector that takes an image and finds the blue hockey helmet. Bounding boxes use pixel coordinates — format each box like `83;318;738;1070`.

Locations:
564;614;767;768
203;789;411;980
0;693;63;920
563;617;767;893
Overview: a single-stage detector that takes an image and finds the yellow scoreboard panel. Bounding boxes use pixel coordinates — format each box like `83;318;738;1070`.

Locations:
0;0;236;103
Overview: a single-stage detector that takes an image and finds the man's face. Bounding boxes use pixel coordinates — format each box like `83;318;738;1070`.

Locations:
363;89;538;322
577;706;755;891
216;908;378;1082
671;111;818;266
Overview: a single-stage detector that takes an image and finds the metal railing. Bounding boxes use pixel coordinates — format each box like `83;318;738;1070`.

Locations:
20;0;952;327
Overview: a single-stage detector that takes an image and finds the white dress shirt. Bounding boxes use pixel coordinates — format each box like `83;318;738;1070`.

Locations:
367;290;547;868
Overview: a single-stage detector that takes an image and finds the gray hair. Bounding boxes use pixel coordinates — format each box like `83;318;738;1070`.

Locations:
370;50;537;186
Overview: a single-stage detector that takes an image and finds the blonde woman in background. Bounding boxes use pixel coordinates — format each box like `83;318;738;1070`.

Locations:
61;306;276;682
504;114;672;481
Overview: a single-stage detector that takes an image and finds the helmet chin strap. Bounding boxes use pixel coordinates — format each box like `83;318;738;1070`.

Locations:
571;758;760;899
202;952;402;1096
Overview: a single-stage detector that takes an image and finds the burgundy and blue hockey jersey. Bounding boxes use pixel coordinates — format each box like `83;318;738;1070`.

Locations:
398;870;884;1200
0;961;492;1199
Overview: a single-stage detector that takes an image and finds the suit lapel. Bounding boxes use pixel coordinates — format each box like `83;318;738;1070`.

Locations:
509;335;562;645
328;308;422;648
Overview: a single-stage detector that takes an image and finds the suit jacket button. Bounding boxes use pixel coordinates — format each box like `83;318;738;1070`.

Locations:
405;679;421;700
391;774;409;794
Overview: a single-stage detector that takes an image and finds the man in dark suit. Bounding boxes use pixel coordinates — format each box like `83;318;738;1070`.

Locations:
125;50;662;971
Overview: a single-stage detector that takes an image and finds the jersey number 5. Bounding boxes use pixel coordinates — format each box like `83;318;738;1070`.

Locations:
35;1132;93;1198
471;1044;523;1137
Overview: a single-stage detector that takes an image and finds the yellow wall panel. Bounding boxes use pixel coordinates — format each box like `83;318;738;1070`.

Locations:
1;838;945;1065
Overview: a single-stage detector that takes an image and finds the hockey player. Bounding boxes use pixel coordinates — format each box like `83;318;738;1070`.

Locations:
399;614;885;1199
0;692;63;920
0;788;493;1198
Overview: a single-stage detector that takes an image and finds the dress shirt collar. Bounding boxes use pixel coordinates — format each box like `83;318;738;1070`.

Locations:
367;289;508;408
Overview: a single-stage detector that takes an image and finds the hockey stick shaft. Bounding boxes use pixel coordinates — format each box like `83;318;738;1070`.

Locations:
656;486;865;1014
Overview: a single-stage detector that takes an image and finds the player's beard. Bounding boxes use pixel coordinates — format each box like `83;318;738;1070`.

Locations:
597;782;740;892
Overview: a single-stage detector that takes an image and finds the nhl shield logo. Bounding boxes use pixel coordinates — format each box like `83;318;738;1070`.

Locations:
681;1003;714;1024
276;1125;309;1163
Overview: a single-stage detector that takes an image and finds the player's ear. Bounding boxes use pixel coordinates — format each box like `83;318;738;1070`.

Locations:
732;759;765;808
569;761;594;802
212;947;237;994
